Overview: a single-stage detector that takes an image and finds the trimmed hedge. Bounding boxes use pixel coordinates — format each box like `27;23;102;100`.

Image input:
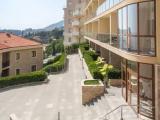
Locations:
43;55;61;67
65;43;79;54
43;53;67;73
80;44;104;80
86;51;99;61
108;68;121;79
0;71;47;88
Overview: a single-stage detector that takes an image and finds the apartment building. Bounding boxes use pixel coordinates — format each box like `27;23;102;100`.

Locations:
0;33;43;77
83;0;160;120
63;0;85;46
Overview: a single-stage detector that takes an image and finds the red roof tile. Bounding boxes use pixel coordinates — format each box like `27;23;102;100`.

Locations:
0;33;41;50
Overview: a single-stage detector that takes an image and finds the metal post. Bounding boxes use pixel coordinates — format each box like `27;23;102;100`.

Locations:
120;106;123;120
58;112;60;120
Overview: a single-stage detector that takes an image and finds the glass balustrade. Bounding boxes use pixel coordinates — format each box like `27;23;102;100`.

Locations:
96;0;124;16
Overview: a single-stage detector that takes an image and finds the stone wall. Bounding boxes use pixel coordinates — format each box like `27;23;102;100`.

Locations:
82;80;105;105
9;47;43;76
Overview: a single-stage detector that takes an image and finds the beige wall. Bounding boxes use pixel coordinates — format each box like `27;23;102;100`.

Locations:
100;47;109;63
0;54;2;76
109;52;121;68
8;47;43;76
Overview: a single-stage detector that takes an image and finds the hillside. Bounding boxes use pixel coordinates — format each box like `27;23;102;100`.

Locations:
44;20;64;31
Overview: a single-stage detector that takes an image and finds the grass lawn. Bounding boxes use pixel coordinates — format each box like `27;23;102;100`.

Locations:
84;80;100;85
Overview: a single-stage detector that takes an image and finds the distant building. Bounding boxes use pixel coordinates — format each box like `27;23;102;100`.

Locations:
0;33;43;77
63;0;85;46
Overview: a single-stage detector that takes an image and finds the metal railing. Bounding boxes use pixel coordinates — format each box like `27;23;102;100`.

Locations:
95;104;154;120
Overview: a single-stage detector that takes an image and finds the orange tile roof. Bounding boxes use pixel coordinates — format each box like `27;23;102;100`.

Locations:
0;33;41;50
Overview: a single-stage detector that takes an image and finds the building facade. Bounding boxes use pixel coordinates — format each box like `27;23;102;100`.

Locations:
63;0;85;46
83;0;160;120
0;33;43;77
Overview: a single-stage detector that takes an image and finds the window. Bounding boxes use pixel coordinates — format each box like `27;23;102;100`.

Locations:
16;53;20;60
139;2;155;36
139;63;154;118
32;51;36;57
31;65;37;72
68;38;71;42
16;69;20;75
128;4;137;35
117;1;155;56
2;68;9;77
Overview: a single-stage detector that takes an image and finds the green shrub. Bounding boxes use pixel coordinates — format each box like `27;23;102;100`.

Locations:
84;45;89;51
0;71;47;88
43;53;67;73
86;51;98;61
108;68;121;79
43;55;61;67
72;43;79;49
92;70;104;80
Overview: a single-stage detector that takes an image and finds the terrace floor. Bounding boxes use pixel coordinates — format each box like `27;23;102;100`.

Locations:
0;54;141;120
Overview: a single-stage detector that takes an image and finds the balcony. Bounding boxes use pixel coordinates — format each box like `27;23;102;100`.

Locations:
2;52;10;68
2;61;10;68
73;10;82;17
86;0;125;21
63;32;72;37
84;32;155;56
72;31;79;36
72;20;80;26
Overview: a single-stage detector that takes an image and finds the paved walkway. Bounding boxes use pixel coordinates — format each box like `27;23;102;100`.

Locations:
0;54;139;120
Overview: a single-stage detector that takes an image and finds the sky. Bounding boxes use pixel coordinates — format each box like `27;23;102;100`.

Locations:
0;0;66;30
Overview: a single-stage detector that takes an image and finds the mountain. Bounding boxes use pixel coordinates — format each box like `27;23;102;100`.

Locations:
0;20;64;35
44;20;64;31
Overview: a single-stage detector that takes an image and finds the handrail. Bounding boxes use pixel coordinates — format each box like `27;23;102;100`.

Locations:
102;104;138;119
96;104;155;120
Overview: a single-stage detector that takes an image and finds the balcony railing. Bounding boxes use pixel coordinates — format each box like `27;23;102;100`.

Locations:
86;0;125;20
72;20;80;26
84;32;155;56
96;0;124;16
72;31;80;36
2;61;10;68
85;32;117;44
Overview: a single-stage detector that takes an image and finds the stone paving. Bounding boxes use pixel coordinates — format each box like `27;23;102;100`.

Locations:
0;54;139;120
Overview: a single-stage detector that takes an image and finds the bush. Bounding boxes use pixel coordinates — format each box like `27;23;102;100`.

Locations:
0;71;47;88
86;51;98;61
84;45;89;51
108;68;121;79
72;43;79;49
43;53;67;73
43;55;61;67
92;70;104;80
